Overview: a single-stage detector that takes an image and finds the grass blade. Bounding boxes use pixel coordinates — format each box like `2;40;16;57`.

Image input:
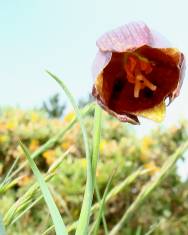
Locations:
135;226;142;235
0;176;23;195
47;71;92;235
4;148;70;226
10;196;42;225
48;147;72;173
95;184;109;235
3;174;54;226
91;168;145;213
42;225;55;235
144;221;162;235
67;168;145;232
0;156;19;187
19;141;68;235
109;140;188;235
92;171;115;235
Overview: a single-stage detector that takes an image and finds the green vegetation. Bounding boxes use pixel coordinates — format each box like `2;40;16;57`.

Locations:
42;93;66;118
0;73;188;235
0;91;188;235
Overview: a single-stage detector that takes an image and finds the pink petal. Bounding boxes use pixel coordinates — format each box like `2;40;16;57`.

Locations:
150;30;171;48
92;22;173;80
92;50;112;80
92;86;140;125
169;53;186;102
96;22;152;52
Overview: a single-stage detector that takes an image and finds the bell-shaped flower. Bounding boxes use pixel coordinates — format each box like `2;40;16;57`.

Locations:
92;22;185;124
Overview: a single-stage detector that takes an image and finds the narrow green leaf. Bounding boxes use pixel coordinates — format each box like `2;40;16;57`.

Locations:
19;141;68;235
0;156;19;188
92;171;115;235
47;71;92;235
42;225;55;235
4;173;54;226
10;196;42;226
95;184;109;235
0;176;23;195
91;168;144;213
4;148;70;226
144;221;161;235
135;226;142;235
67;168;146;232
48;147;72;173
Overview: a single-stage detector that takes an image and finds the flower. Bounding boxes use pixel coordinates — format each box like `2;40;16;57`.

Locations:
100;139;107;154
144;161;160;175
0;135;9;144
6;120;16;130
0;122;6;132
29;139;39;151
92;22;185;124
64;112;75;123
80;159;87;169
31;112;40;122
140;136;154;161
43;150;56;165
61;140;73;150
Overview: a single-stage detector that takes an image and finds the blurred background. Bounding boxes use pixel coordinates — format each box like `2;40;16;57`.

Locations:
0;0;188;127
1;1;188;234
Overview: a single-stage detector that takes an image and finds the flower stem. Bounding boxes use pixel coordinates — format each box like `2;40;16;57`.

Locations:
92;105;102;184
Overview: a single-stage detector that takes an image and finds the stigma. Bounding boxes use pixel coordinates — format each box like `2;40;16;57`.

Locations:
124;54;157;98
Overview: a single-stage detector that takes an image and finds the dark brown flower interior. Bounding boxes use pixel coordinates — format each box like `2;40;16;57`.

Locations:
102;45;180;114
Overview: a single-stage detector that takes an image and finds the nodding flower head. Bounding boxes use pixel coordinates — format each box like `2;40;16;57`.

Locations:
92;22;185;125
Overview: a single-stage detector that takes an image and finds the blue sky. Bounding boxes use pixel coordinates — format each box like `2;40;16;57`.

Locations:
0;0;188;129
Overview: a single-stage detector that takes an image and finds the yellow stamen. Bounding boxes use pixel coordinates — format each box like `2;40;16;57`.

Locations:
134;74;157;98
124;54;157;98
134;80;142;98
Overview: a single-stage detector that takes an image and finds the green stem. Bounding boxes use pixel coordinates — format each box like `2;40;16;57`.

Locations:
92;105;102;185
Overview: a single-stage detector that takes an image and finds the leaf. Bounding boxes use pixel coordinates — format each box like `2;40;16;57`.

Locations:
94;184;109;235
42;225;55;235
19;141;68;235
47;71;92;235
92;171;115;235
0;156;19;187
66;169;146;233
